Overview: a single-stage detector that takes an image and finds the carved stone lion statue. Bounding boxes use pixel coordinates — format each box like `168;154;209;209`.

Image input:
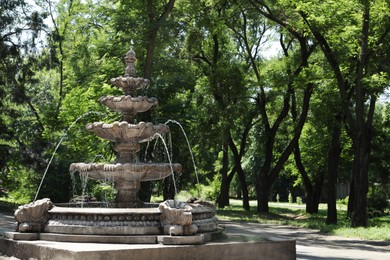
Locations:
159;200;198;236
14;198;54;232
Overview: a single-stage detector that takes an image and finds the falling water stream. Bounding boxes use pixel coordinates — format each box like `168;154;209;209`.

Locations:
33;111;108;202
165;120;200;196
151;133;178;197
69;153;109;206
34;115;195;203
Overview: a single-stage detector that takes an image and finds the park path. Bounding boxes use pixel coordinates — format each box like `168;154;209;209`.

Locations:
221;220;390;260
1;212;389;260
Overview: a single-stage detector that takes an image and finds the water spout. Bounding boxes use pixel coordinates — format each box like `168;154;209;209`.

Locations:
33;111;108;201
151;133;178;197
91;154;108;163
165;120;200;194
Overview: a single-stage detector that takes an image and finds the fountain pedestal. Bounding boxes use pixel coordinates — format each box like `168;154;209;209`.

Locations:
114;180;142;208
114;142;140;163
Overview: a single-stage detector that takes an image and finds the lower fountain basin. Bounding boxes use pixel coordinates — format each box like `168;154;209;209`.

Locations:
69;162;182;182
44;207;162;235
43;204;218;236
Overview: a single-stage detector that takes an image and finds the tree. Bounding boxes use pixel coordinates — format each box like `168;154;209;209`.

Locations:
185;0;255;210
299;0;390;226
246;0;315;213
0;0;50;202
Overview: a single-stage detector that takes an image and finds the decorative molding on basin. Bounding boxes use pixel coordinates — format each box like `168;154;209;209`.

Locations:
86;121;170;143
99;95;158;115
110;76;150;95
44;206;162;235
69;162;182;182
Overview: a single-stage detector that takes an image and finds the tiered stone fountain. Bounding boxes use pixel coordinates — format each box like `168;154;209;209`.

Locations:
8;45;219;244
69;46;181;209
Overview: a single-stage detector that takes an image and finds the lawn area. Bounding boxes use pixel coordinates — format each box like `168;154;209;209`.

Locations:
217;199;390;241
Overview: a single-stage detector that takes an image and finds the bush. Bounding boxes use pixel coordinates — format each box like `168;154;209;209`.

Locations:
92;183;117;202
367;187;389;218
337;196;349;205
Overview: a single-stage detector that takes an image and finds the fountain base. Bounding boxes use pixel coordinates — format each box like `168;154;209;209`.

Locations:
3;200;295;259
1;232;296;260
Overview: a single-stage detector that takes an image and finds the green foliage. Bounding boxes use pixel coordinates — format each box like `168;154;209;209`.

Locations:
92;183;117;202
203;175;222;202
337;196;349;206
367;186;389;218
3;166;39;204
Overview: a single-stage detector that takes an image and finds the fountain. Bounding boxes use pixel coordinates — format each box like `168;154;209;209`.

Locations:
8;44;218;241
0;43;295;260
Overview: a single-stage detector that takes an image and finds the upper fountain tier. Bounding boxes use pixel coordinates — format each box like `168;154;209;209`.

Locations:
110;77;150;96
86;121;169;144
100;96;158;120
103;47;156;122
109;48;149;96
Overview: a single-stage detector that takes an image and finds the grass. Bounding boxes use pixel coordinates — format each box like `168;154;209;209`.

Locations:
217;199;390;241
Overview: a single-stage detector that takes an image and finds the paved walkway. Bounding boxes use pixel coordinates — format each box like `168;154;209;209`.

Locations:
1;212;389;260
221;220;390;260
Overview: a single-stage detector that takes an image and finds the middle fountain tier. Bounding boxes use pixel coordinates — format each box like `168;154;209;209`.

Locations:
70;46;182;208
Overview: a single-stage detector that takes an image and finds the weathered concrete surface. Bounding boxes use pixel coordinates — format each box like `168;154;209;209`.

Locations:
0;238;295;260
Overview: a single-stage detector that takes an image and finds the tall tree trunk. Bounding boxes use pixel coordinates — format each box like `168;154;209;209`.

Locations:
351;144;368;226
351;129;372;227
326;114;342;224
228;134;250;211
255;84;313;213
144;0;175;79
351;1;373;227
236;167;250;210
144;30;158;80
306;177;324;214
257;176;271;213
348;179;355;215
217;137;230;208
294;144;314;214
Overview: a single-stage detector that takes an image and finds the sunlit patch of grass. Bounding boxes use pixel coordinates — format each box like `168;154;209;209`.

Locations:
217;199;390;241
334;225;390;241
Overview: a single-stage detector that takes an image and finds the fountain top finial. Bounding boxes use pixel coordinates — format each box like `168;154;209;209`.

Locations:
124;40;136;77
110;41;149;95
